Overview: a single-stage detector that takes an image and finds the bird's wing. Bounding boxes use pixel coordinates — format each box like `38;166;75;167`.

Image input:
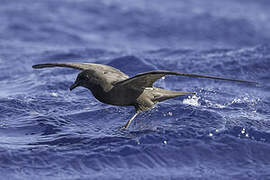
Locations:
32;62;129;83
33;62;93;70
114;70;258;89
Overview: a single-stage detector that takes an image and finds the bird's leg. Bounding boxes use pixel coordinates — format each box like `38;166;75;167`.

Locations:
122;111;140;129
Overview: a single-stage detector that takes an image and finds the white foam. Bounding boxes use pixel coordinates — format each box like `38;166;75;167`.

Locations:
204;99;226;108
183;95;200;107
50;92;58;97
231;96;261;105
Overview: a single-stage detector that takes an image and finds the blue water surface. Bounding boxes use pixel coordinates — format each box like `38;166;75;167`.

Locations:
0;0;270;179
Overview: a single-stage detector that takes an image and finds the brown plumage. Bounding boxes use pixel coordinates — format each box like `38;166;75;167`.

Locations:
32;62;257;129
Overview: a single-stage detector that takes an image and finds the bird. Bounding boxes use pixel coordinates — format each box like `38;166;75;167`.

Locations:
32;62;257;129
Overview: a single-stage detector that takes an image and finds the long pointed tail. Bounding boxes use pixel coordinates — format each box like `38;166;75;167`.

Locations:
152;88;195;102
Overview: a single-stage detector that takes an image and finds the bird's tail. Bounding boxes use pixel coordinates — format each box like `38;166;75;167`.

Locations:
152;88;195;102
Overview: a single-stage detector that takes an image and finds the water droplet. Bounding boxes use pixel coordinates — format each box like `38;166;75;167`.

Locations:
51;92;58;97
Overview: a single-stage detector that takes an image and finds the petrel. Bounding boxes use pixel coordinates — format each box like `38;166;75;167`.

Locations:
32;62;257;129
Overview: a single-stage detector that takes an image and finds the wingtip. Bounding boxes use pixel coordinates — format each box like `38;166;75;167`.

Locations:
32;63;54;69
32;64;40;69
246;81;259;85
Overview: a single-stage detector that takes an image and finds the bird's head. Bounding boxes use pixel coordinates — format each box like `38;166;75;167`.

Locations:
70;70;99;91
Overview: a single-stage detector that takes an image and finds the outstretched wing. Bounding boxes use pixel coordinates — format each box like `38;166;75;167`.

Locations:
114;70;258;89
33;62;94;70
32;62;129;83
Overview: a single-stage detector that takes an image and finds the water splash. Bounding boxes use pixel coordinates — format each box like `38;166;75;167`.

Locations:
183;95;201;107
204;99;226;109
50;92;58;97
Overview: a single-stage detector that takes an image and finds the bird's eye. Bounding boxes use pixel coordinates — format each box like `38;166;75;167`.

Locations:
82;76;89;81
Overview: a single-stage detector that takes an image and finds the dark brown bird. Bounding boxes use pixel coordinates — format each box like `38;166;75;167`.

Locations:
32;62;257;129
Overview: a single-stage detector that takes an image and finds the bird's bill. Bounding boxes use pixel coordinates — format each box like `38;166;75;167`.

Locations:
70;82;79;91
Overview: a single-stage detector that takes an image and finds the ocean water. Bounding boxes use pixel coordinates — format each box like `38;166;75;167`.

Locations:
0;0;270;179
